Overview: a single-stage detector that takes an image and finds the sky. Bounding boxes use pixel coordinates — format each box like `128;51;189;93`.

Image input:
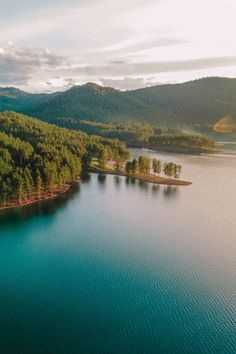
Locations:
0;0;236;92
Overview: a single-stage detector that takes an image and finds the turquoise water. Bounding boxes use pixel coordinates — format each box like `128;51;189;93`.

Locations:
0;149;236;354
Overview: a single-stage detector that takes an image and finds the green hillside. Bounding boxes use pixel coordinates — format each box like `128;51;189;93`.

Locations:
0;111;129;207
1;77;236;128
75;120;218;153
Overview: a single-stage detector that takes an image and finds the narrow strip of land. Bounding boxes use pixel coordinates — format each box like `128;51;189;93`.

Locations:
0;167;191;211
90;167;192;186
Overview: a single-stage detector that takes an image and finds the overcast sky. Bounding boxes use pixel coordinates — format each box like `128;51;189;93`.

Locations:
0;0;236;92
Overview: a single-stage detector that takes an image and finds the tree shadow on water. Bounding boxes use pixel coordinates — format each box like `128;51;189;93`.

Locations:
125;177;131;185
125;177;137;186
138;179;149;191
163;186;179;199
151;184;160;195
0;183;81;231
80;172;92;183
114;176;121;187
125;177;152;193
97;174;107;189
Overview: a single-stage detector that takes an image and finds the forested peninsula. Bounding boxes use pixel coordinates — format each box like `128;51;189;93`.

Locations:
0;111;129;209
0;111;191;210
73;120;219;153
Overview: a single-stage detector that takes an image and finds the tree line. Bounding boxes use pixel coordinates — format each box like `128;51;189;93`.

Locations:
125;156;182;179
0;111;129;206
73;120;217;152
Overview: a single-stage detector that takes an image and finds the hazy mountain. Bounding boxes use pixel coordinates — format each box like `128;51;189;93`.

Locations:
0;87;29;99
1;77;236;127
0;88;59;114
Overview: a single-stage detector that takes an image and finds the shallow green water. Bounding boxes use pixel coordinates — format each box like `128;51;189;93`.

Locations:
0;149;235;354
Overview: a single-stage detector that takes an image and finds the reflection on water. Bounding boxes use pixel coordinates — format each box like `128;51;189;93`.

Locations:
80;172;91;183
0;174;180;229
163;186;179;198
0;183;80;230
124;177;137;188
114;175;121;185
0;150;235;354
97;173;107;185
151;184;160;194
124;176;179;198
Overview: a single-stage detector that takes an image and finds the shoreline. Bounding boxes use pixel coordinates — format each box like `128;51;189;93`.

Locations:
0;182;77;212
128;143;220;155
90;168;192;186
0;166;192;212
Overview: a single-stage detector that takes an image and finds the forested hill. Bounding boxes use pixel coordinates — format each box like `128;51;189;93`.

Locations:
0;111;129;207
1;77;236;128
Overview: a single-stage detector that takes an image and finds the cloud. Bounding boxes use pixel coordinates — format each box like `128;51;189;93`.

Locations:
1;41;236;91
100;36;187;54
26;55;236;92
0;45;66;85
1;0;236;92
58;56;236;77
100;77;159;90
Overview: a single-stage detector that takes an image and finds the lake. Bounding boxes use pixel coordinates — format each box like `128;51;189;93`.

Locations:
0;148;235;354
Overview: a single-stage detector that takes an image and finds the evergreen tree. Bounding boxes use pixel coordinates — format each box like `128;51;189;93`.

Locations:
152;159;162;174
0;111;129;206
131;159;139;174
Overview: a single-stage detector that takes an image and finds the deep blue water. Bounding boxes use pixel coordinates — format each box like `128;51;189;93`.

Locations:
0;149;235;354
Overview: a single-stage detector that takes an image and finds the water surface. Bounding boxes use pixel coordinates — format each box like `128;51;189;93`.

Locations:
0;149;235;354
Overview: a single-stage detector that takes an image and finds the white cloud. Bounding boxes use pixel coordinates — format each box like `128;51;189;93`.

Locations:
0;0;236;91
99;77;159;90
0;44;66;85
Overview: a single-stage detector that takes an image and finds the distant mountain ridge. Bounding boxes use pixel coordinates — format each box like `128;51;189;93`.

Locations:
0;87;29;98
1;77;236;128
